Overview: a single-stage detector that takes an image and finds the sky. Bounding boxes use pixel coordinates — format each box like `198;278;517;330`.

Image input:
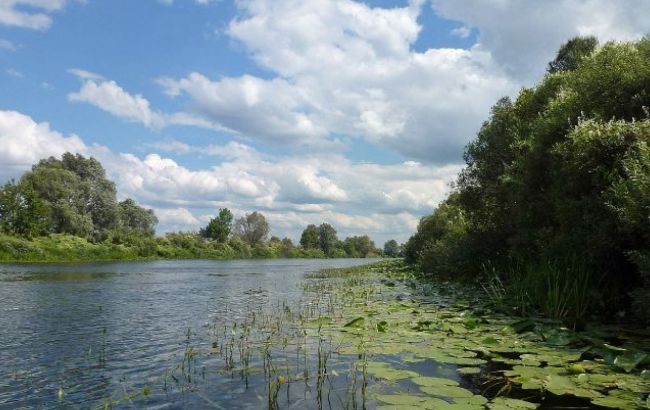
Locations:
1;0;649;245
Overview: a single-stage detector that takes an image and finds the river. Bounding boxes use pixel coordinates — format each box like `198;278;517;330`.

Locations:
0;259;373;409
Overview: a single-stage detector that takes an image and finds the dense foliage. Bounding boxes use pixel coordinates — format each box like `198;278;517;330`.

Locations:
0;153;383;261
298;224;381;258
405;37;650;323
1;153;156;241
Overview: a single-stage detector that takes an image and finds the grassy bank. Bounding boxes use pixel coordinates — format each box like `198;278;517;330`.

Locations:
0;233;351;262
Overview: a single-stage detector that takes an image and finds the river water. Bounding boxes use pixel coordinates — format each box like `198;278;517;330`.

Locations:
0;259;373;409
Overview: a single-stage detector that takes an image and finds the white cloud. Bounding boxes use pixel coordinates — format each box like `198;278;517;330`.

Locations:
450;25;471;39
0;110;87;180
148;0;650;164
0;39;17;51
0;0;67;30
6;68;23;78
431;0;650;82
155;0;515;163
68;70;218;130
0;109;455;243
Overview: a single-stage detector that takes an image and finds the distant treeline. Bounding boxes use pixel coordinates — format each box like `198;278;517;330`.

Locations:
404;37;650;324
0;153;400;261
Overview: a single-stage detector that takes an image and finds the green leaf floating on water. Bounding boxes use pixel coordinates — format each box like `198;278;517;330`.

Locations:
420;384;474;398
411;376;459;387
307;316;333;327
507;319;536;334
591;394;643;409
457;367;481;375
343;316;365;328
375;394;430;406
613;350;648;373
366;362;419;381
488;397;539;409
543;374;603;399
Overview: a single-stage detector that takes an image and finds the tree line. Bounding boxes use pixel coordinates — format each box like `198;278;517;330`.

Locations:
0;153;395;260
199;209;386;258
404;36;650;324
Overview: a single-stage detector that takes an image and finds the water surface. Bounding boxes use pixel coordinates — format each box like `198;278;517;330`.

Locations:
0;258;373;409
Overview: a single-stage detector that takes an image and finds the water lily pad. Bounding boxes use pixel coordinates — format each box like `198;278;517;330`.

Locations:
613;350;648;373
591;394;640;409
544;374;603;398
366;362;419;381
376;394;429;406
457;367;481;375
411;376;459;387
344;317;365;328
488;397;539;409
420;385;474;398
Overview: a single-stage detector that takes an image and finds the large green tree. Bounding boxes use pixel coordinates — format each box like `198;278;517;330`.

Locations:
233;211;269;245
383;239;399;258
21;153;120;238
300;224;319;249
201;208;233;243
0;181;50;237
118;198;158;236
318;223;338;256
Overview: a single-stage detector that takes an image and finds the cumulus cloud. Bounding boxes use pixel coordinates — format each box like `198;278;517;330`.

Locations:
68;69;219;130
431;0;650;81
155;0;514;163
0;110;87;180
0;0;67;30
0;109;454;243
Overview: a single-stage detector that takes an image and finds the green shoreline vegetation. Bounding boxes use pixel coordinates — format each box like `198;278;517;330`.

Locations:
98;260;650;409
404;36;650;326
0;154;394;262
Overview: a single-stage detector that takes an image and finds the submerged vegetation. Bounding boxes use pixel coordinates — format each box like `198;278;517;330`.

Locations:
405;36;650;324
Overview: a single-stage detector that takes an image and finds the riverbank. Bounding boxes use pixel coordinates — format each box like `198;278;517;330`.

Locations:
0;233;368;262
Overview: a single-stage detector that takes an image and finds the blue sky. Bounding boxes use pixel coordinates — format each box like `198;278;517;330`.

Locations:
1;0;648;244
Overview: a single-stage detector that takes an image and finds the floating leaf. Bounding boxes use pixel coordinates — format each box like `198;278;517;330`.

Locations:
411;376;459;387
613;350;648;373
420;384;474;398
344;317;365;328
376;394;428;406
457;367;481;375
488;397;539;409
507;319;536;334
591;395;640;410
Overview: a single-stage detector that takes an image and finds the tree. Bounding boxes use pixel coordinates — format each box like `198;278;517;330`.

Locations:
233;211;269;245
201;208;233;243
318;223;338;256
343;235;378;258
118;198;158;236
548;36;598;73
0;181;50;237
20;153;120;238
383;239;399;258
300;224;319;249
